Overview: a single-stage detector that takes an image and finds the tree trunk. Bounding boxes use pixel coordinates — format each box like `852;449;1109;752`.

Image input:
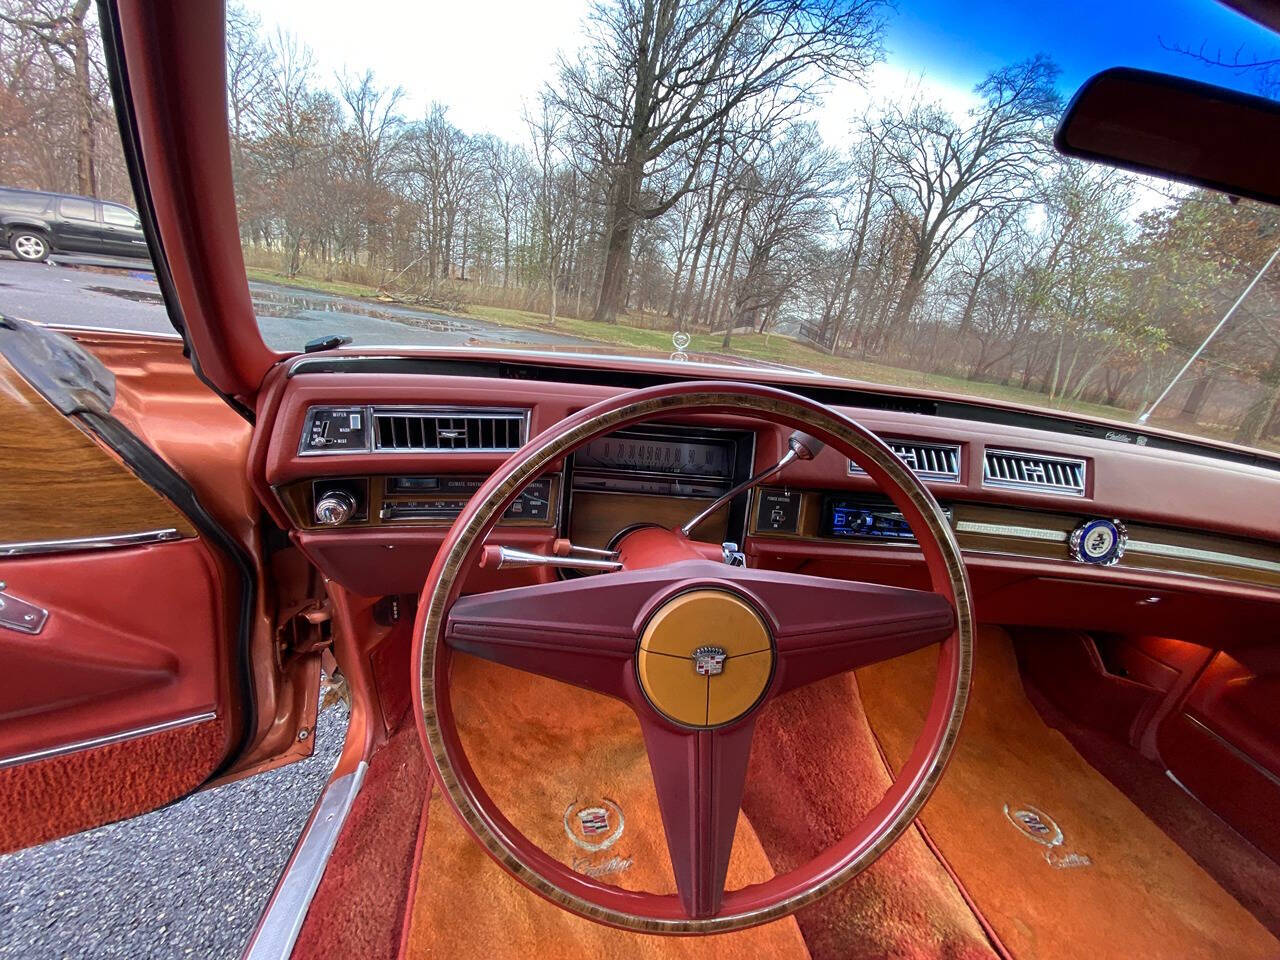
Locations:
718;205;749;349
1177;368;1214;422
70;0;96;196
1235;342;1280;446
593;159;643;324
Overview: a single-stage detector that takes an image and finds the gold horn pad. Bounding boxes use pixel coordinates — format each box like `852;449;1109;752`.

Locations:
636;589;774;728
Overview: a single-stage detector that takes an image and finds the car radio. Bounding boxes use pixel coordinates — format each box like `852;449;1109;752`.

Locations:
820;494;952;543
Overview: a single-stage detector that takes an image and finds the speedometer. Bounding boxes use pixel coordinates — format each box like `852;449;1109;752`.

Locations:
575;432;735;480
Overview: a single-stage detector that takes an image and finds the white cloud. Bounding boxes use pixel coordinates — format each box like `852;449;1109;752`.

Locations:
242;0;588;141
812;60;983;147
240;0;981;149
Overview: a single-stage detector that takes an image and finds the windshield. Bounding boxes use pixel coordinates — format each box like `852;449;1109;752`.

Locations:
2;1;1278;454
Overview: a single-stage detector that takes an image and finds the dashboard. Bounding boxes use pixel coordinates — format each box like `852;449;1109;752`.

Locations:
250;354;1280;641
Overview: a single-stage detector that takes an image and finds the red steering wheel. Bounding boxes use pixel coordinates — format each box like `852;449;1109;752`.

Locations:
413;381;973;934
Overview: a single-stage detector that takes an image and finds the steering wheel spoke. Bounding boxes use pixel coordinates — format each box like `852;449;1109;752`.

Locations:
735;571;956;693
637;715;757;920
445;567;675;698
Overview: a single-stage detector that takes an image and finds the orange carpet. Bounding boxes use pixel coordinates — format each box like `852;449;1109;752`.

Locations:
403;654;997;960
742;672;999;960
403;655;811;959
857;627;1280;960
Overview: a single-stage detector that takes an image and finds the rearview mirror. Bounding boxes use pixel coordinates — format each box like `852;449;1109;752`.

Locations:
1055;67;1280;206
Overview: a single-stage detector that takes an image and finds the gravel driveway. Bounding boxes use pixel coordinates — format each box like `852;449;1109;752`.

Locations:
0;697;348;960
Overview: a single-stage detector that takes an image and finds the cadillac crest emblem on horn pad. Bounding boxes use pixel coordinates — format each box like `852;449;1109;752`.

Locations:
693;646;727;676
636;590;774;728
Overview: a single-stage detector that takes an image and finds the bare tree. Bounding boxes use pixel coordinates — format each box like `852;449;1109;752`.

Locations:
479;136;530;289
872;55;1061;329
337;69;406;266
1;0;100;194
554;0;886;323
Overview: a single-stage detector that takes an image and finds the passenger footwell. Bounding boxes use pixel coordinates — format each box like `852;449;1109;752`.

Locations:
856;627;1279;960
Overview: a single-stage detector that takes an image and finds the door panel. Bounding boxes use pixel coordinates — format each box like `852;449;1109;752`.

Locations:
0;342;241;852
1;541;226;759
1158;649;1280;863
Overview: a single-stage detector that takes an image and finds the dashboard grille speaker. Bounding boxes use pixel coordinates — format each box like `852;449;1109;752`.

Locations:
849;440;961;481
982;448;1086;496
372;409;527;452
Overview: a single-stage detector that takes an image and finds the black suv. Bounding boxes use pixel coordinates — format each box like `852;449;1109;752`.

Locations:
1;186;149;262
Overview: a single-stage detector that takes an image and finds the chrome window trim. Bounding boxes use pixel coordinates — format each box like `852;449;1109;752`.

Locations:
285;349;832;381
0;527;183;558
0;710;217;770
243;763;368;960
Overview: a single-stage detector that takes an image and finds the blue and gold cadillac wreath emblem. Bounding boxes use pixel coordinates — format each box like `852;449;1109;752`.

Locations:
1069;518;1128;566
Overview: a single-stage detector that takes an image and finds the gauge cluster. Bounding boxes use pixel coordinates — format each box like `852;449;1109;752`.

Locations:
569;427;752;499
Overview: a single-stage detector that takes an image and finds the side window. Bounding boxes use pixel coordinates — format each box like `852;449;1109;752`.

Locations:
60;197;97;221
1;191;50;214
102;204;139;227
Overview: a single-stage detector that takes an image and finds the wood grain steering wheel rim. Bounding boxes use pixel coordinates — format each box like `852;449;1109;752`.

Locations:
413;381;974;934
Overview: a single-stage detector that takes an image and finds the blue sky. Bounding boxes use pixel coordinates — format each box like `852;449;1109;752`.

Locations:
884;0;1280;99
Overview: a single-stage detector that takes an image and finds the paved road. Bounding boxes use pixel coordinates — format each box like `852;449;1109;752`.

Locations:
0;257;587;351
0;698;348;960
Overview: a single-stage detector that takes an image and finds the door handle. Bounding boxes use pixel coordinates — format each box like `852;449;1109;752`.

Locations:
0;582;48;634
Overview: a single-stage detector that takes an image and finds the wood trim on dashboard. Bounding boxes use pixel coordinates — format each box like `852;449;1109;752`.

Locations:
746;490;1280;590
569;491;729;550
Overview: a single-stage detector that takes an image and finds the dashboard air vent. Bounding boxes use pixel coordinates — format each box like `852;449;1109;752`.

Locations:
849;440;961;482
982;448;1086;496
372;408;527;452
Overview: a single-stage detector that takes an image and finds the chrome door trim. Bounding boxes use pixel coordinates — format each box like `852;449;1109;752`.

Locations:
0;527;183;557
0;710;217;770
242;763;368;960
1182;714;1280;790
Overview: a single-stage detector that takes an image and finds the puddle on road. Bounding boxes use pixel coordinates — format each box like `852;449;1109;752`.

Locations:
87;285;164;304
86;281;469;333
250;286;468;332
82;277;583;347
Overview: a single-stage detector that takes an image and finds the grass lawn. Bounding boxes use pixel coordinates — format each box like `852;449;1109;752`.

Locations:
245;266;386;300
462;304;1137;424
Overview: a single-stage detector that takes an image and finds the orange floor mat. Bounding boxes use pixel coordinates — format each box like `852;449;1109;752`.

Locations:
857;627;1280;960
403;655;811;959
403;654;1000;960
